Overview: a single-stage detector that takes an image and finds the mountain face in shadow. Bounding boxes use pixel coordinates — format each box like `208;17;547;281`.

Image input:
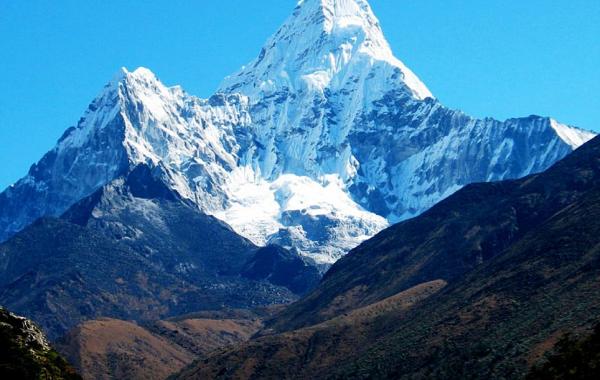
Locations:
175;136;600;379
527;323;600;380
0;164;320;339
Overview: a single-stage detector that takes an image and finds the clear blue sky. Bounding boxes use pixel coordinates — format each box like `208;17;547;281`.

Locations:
1;0;598;189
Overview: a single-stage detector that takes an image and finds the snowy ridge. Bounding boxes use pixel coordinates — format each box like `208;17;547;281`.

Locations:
221;0;432;100
550;118;595;150
0;0;595;264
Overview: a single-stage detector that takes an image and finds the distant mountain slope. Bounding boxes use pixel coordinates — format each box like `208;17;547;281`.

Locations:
0;307;81;380
176;280;448;380
175;136;600;379
0;164;319;339
0;0;594;264
57;310;265;380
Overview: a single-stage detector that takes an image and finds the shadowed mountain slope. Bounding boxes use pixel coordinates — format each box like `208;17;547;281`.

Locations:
175;136;600;379
0;164;319;339
270;135;600;332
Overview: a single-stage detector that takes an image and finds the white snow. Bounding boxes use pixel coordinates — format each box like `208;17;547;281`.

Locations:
550;119;596;150
213;167;282;246
213;168;388;262
220;0;433;101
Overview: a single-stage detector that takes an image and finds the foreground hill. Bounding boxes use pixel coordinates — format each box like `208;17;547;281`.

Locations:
527;323;600;379
0;165;319;339
0;307;80;379
176;135;600;379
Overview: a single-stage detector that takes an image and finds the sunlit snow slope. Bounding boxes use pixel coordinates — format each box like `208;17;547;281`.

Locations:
0;0;595;264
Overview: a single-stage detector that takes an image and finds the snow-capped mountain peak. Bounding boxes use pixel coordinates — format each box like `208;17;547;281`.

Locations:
296;0;384;39
0;1;595;265
57;66;177;156
220;0;432;100
297;0;403;64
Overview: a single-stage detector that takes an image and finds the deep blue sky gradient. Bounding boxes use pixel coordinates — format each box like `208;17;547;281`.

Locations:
0;0;598;189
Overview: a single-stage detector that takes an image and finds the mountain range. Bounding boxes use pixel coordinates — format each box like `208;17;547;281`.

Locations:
0;1;598;378
0;0;594;265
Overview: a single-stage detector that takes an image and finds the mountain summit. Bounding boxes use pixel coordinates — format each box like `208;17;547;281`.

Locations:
221;0;432;100
0;1;595;263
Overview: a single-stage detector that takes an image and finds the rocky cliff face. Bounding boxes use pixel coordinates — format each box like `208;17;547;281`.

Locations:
0;307;81;379
0;0;594;263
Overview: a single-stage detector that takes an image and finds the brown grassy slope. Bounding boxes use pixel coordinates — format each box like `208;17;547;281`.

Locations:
147;317;263;358
59;315;262;380
176;280;446;379
329;186;600;378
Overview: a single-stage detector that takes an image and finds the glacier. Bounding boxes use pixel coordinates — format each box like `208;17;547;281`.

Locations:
0;0;595;264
